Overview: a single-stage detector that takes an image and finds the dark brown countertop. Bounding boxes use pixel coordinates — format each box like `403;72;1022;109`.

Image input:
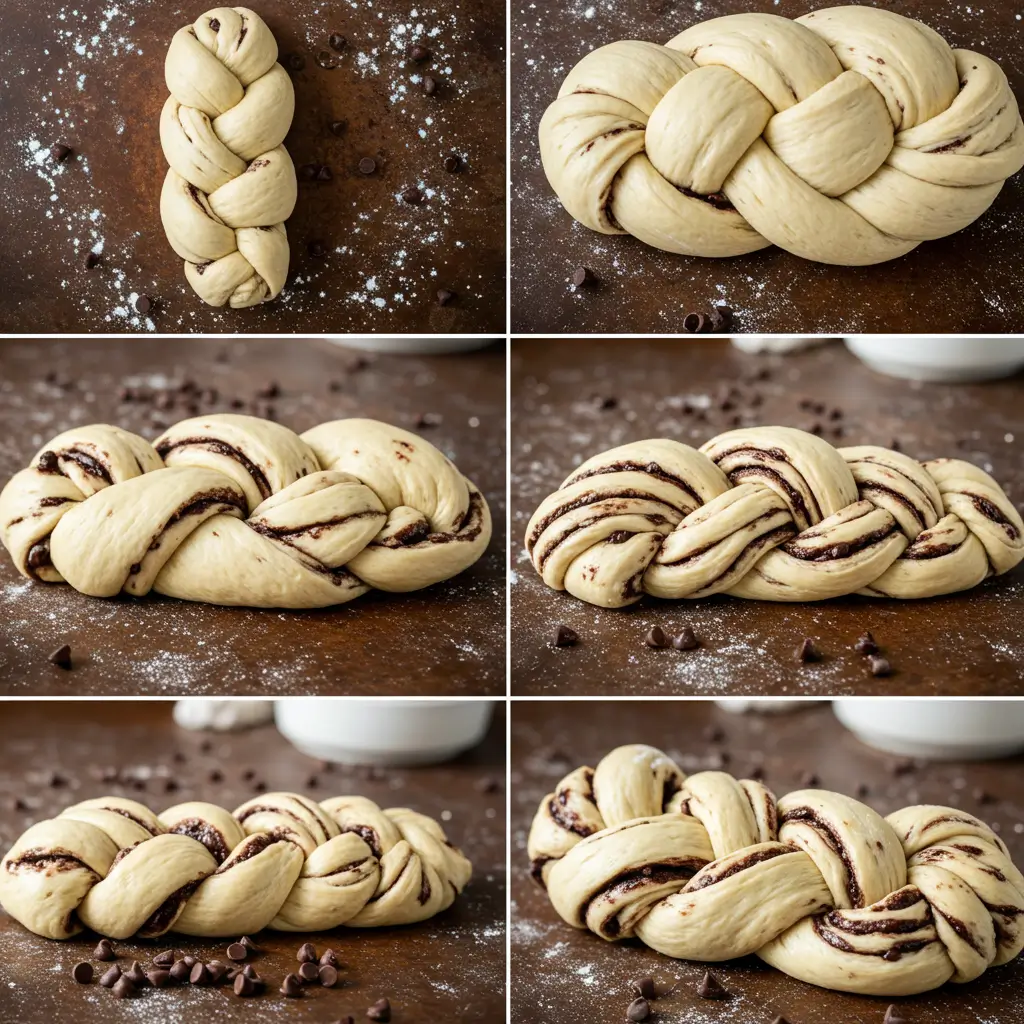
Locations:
511;700;1024;1024
511;0;1024;334
0;0;505;334
0;700;506;1024
0;338;506;695
510;339;1024;696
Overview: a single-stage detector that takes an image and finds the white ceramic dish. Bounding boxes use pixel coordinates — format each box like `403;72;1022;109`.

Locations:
833;699;1024;760
274;699;494;766
325;337;497;355
845;337;1024;382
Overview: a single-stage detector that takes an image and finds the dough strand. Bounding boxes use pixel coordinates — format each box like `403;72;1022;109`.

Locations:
528;744;1024;996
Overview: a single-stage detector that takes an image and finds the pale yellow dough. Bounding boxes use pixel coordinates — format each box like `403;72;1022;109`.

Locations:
161;7;297;307
525;425;1023;607
0;794;471;939
0;414;492;608
528;745;1024;996
539;6;1024;265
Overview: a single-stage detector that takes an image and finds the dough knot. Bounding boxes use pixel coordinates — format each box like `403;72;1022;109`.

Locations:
0;414;492;608
525;425;1023;606
539;7;1024;265
0;793;472;939
528;744;1024;996
160;7;297;307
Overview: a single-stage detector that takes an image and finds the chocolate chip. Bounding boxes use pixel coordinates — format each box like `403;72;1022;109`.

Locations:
225;942;247;962
234;974;256;996
165;959;189;982
287;53;306;71
883;1006;906;1024
257;381;280;398
320;948;341;968
800;771;821;787
331;119;348;136
208;961;229;984
673;627;700;651
298;962;320;983
208;768;224;783
443;154;462;173
182;955;197;968
697;971;729;999
795;638;821;663
111;975;136;999
72;962;93;984
124;962;148;987
869;655;892;677
422;75;438;95
572;266;595;288
358;157;378;175
300;163;319;181
367;998;392;1022
856;782;870;798
329;33;347;51
645;625;669;649
190;963;211;986
85;252;101;269
48;644;72;670
475;776;501;794
51;144;73;162
147;969;172;988
37;451;59;472
703;725;725;743
297;942;318;964
134;295;153;314
552;624;578;648
406;43;430;62
281;973;303;998
891;757;916;776
631;977;656;1000
95;940;116;962
709;304;732;331
626;997;651;1021
854;631;879;656
437;288;455;306
883;948;902;962
334;1018;356;1024
309;239;327;257
317;165;334;181
99;965;121;987
402;186;424;204
316;51;339;69
319;965;340;987
973;787;995;805
683;312;707;333
771;1018;792;1024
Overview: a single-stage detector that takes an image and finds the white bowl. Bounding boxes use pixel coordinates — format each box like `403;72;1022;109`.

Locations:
274;699;494;766
833;699;1024;760
845;337;1024;382
325;337;498;355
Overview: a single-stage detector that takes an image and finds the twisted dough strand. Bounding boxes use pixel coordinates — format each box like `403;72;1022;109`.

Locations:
528;745;1024;996
161;7;297;307
0;793;471;940
525;426;1023;607
0;414;492;608
540;6;1024;265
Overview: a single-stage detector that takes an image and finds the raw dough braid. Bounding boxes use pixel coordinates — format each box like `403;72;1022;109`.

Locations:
0;793;472;940
0;414;492;608
160;7;297;307
528;745;1024;996
525;425;1023;606
540;6;1024;265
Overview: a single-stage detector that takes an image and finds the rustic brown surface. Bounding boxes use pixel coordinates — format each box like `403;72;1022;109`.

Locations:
511;699;1024;1024
0;338;506;695
511;0;1024;334
0;0;505;334
0;700;506;1024
510;338;1024;696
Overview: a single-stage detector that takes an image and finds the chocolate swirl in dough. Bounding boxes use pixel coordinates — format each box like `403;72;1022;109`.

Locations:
0;414;491;608
525;426;1023;607
540;6;1024;265
160;8;297;307
0;793;471;939
528;745;1024;997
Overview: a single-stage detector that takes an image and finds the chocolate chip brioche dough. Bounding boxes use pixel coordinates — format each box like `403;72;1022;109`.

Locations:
528;744;1024;997
0;793;472;940
540;6;1024;265
160;8;297;308
0;415;491;608
525;426;1023;607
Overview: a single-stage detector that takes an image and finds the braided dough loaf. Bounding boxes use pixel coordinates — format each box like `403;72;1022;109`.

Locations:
528;744;1024;996
540;6;1024;265
525;426;1023;607
161;8;297;308
0;415;491;608
0;793;471;939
